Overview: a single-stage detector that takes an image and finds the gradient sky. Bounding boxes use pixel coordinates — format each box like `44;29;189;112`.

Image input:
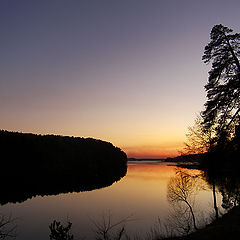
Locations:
1;0;240;158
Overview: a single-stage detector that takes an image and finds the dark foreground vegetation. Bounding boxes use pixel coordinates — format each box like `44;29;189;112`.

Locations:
167;206;240;240
0;130;127;205
48;207;240;240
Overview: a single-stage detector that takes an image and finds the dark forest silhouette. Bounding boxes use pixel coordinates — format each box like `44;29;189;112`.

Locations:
183;24;240;173
0;130;127;205
200;26;240;172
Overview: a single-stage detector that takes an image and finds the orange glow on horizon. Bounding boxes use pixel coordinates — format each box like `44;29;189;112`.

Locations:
122;142;184;159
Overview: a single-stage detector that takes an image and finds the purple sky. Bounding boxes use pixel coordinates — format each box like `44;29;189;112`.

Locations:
1;0;240;157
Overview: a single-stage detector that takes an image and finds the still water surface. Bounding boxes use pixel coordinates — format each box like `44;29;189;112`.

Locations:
1;162;223;239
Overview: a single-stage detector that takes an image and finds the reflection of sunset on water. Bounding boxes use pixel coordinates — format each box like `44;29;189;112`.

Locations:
125;163;210;206
127;163;177;180
0;162;224;239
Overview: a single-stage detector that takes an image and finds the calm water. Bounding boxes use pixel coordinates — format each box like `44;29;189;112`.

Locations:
1;162;223;239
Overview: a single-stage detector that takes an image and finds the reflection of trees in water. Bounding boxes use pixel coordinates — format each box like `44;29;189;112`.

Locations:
167;167;240;237
220;179;240;210
167;169;206;235
204;175;219;220
0;173;126;206
46;167;240;240
205;171;240;212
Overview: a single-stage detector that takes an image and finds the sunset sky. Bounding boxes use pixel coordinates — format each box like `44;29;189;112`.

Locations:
1;0;240;158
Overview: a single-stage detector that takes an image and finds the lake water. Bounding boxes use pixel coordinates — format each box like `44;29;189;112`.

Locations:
0;162;224;239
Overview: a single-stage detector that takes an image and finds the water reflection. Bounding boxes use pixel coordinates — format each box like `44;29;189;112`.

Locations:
0;168;127;206
167;169;205;234
166;166;240;237
204;169;240;213
0;162;228;240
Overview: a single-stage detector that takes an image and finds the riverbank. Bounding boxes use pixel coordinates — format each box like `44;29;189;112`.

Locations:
168;206;240;240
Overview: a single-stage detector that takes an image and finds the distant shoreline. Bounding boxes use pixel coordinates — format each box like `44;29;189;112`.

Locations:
128;154;203;163
127;158;166;161
127;158;201;169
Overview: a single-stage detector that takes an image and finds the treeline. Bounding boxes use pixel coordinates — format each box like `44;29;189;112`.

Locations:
166;154;204;163
0;130;127;204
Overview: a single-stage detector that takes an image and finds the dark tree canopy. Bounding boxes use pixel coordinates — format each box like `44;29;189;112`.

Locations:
202;24;240;143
